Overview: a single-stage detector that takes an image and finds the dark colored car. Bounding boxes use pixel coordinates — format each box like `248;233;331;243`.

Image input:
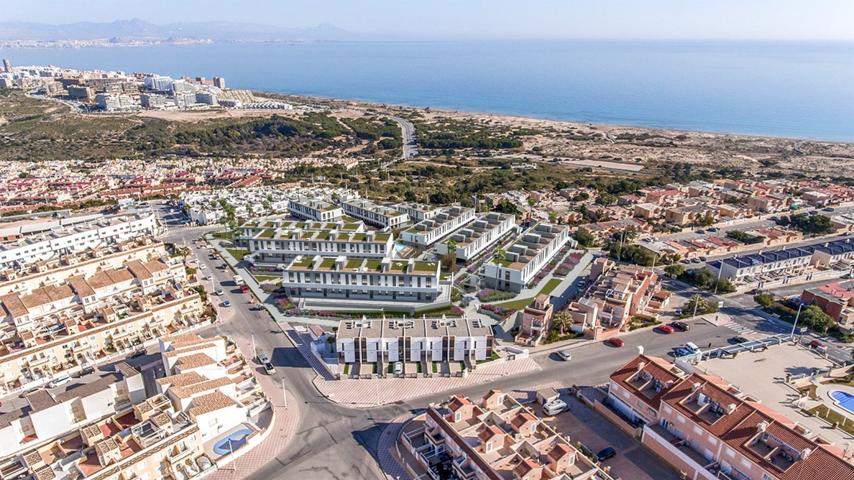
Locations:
730;336;749;344
596;447;617;462
656;324;674;334
670;321;690;332
606;338;624;348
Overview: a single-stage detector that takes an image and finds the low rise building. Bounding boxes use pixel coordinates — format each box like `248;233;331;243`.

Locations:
401;206;475;247
436;212;516;261
607;355;854;480
282;255;443;304
335;317;493;376
482;222;572;292
400;391;611;480
712;237;854;284
566;258;669;339
0;213;158;271
246;227;393;263
515;294;554;346
342;198;410;229
394;202;441;223
239;217;364;239
288;195;342;222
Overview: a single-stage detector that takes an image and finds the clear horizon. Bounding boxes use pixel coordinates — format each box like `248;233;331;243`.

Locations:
3;0;854;41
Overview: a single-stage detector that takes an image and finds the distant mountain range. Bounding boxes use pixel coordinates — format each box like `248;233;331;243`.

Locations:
0;18;360;42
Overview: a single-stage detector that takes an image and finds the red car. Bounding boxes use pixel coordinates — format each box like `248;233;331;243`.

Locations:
606;337;625;348
657;324;674;334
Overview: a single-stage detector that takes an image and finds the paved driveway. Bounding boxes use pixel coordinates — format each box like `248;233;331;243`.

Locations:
538;396;681;480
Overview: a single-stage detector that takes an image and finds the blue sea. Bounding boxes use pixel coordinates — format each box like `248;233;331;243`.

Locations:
2;41;853;141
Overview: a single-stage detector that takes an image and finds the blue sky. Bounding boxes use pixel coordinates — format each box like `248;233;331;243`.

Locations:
4;0;854;40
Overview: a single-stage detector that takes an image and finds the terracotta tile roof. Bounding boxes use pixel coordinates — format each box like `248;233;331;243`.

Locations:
174;352;216;370
170;377;233;399
610;354;683;410
187;391;240;417
156;371;206;387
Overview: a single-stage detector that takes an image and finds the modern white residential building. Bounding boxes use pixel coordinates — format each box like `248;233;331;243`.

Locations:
482;222;572;292
395;202;442;222
342;198;410;229
239;217;364;239
335;316;493;374
282;255;443;303
246;228;394;263
436;212;516;261
0;213;158;271
288;195;343;222
400;206;476;247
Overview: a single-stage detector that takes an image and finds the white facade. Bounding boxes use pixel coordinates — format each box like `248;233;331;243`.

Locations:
247;228;394;262
436;212;516;261
400;206;476;247
288;195;343;222
0;213;158;270
342;198;409;229
482;222;572;292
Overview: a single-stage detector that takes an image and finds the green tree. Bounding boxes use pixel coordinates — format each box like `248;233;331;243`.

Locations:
801;305;836;334
664;264;685;278
754;293;775;308
492;247;507;289
573;227;595;248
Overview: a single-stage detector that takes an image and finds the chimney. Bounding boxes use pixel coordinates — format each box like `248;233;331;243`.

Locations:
727;403;737;414
757;420;769;432
801;448;812;460
691;382;702;392
636;361;647;372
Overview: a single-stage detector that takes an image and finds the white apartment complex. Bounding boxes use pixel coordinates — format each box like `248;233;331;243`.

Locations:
0;213;159;271
436;212;516;261
179;187;292;225
239;217;364;239
336;317;494;370
282;255;443;303
342;198;410;229
246;228;394;263
395;202;442;223
400;206;476;247
482;222;572;292
288;195;343;222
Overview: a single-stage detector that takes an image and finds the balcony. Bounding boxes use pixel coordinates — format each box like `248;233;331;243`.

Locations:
646;424;718;480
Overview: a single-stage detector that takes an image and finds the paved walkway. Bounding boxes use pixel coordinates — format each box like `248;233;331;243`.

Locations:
206;329;302;479
314;357;541;406
377;413;414;480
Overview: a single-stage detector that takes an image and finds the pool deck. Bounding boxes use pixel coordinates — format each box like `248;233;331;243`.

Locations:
204;422;261;461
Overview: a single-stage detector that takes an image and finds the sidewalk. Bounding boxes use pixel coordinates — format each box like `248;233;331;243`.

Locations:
313;357;541;407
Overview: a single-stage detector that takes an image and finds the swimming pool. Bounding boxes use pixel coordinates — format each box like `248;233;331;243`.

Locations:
829;390;854;415
212;427;253;455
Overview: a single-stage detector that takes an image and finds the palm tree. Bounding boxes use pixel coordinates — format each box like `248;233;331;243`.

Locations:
492;247;507;289
553;311;571;335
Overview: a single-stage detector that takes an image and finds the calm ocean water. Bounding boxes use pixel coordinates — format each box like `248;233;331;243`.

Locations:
2;41;853;141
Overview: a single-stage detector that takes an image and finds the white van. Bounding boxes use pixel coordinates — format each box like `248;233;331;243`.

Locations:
394;362;404;375
685;342;700;354
48;373;71;388
543;399;568;416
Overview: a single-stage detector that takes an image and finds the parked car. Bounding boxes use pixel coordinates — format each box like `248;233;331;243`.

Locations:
128;349;146;358
656;324;674;334
685;342;700;353
222;300;232;307
670;321;689;332
257;351;270;364
596;447;617;462
730;336;749;344
47;374;71;388
822;207;835;212
673;347;691;357
809;340;828;352
215;288;224;296
557;350;572;361
606;338;624;348
263;362;276;374
543;399;568;416
394;362;404;375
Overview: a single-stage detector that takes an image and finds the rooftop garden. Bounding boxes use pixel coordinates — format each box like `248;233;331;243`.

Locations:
291;257;314;268
365;259;383;271
258;229;274;239
346;259;364;269
319;258;337;269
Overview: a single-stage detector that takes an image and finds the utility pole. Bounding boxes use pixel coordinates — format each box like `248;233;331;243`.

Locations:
713;263;723;295
251;334;256;360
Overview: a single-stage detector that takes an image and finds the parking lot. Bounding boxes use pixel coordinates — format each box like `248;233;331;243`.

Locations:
533;394;682;480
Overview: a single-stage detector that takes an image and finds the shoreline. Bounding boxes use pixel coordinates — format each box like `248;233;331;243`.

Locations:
257;90;854;146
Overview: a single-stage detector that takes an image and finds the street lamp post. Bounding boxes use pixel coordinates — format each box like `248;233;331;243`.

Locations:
791;303;804;338
282;377;288;408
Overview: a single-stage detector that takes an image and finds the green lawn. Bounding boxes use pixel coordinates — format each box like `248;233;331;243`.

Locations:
226;248;248;262
253;274;280;282
491;278;563;310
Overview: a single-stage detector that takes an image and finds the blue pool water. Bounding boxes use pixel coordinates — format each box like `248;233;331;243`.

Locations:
830;390;854;415
212;427;253;455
